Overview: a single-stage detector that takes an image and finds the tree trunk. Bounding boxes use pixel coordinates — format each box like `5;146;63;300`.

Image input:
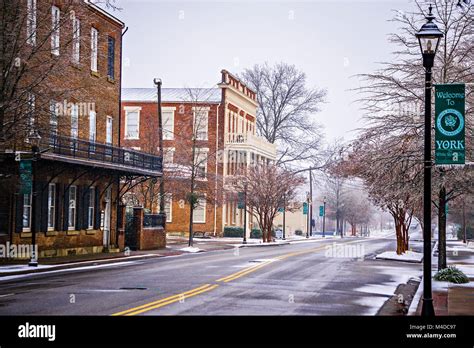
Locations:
462;198;466;244
438;186;447;270
395;222;403;255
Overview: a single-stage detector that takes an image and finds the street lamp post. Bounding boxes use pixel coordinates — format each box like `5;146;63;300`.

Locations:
154;78;166;223
28;130;41;267
282;193;286;240
308;169;313;238
415;4;443;317
243;182;247;244
322;196;326;238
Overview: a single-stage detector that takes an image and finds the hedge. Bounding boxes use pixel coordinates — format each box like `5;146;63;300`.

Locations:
223;226;243;238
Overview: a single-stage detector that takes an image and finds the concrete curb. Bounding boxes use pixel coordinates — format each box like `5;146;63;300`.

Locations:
0;254;162;278
233;241;290;248
408;240;438;315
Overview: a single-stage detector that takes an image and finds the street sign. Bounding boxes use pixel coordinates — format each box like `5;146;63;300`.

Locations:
278;207;284;213
302;202;308;215
237;192;245;209
435;84;465;165
319;205;324;217
19;160;32;195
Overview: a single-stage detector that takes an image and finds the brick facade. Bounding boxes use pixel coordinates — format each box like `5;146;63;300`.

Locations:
121;70;277;237
0;1;162;258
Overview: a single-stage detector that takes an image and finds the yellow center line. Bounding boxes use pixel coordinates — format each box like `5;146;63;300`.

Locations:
111;284;214;316
123;284;220;316
112;238;375;315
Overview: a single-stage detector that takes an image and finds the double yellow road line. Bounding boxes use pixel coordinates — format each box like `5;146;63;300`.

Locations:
112;239;367;316
112;284;219;316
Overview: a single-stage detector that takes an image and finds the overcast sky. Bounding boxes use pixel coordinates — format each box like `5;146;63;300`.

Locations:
114;0;419;143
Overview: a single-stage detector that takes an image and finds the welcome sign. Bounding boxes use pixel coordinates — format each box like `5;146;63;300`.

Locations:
435;84;465;165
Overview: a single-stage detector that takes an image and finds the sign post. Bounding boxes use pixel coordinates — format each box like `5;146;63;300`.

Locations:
435;84;465;165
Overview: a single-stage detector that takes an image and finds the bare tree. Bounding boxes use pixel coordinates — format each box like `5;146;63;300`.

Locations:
351;0;473;258
230;164;305;243
240;62;327;170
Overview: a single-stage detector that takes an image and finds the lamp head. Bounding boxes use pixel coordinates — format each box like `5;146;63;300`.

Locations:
415;4;443;68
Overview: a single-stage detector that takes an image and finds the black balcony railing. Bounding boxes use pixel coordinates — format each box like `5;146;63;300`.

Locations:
43;135;162;173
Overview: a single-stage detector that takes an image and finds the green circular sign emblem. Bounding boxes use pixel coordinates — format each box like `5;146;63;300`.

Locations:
437;109;464;137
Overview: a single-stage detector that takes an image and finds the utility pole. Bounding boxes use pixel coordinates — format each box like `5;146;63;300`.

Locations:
154;78;165;219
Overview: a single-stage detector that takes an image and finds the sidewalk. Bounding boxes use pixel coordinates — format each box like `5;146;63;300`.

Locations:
0;235;325;279
410;239;474;315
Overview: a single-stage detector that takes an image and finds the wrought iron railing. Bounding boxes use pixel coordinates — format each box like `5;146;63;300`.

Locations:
143;213;166;228
43;135;162;172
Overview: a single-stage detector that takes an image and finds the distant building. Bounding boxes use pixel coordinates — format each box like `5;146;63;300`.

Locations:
121;70;277;236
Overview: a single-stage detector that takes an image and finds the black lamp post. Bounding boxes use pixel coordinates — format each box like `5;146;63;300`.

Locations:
415;4;443;317
154;78;166;223
28;130;41;267
282;193;286;240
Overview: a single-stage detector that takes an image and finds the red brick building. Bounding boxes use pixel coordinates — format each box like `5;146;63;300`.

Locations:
121;70;276;237
0;1;162;258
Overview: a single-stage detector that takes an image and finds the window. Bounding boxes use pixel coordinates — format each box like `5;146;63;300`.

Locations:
51;6;60;55
165;195;172;223
89;110;96;142
192;197;206;223
107;36;115;79
195;149;208;179
125;108;139;139
72;16;80;63
49;100;58;141
163;148;174;164
22;193;32;231
106;116;113;144
27;0;37;45
47;184;56;230
162;109;174;140
159;194;172;223
87;187;95;229
91;27;98;72
193;109;208;140
68;186;77;230
71;104;78;140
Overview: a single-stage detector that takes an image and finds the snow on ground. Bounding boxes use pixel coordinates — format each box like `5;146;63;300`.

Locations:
375;250;423;263
0;261;139;282
352;296;391;314
179;247;203;253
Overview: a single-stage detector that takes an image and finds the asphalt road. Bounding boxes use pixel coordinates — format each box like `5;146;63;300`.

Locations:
0;236;423;315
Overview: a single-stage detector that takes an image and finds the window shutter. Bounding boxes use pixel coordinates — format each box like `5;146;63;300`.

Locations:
15;194;24;233
76;186;83;230
62;186;69;231
55;183;63;231
39;183;49;232
82;188;90;229
94;187;101;229
107;37;115;78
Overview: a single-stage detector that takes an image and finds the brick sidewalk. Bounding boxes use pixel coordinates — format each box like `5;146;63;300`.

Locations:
413;240;474;315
